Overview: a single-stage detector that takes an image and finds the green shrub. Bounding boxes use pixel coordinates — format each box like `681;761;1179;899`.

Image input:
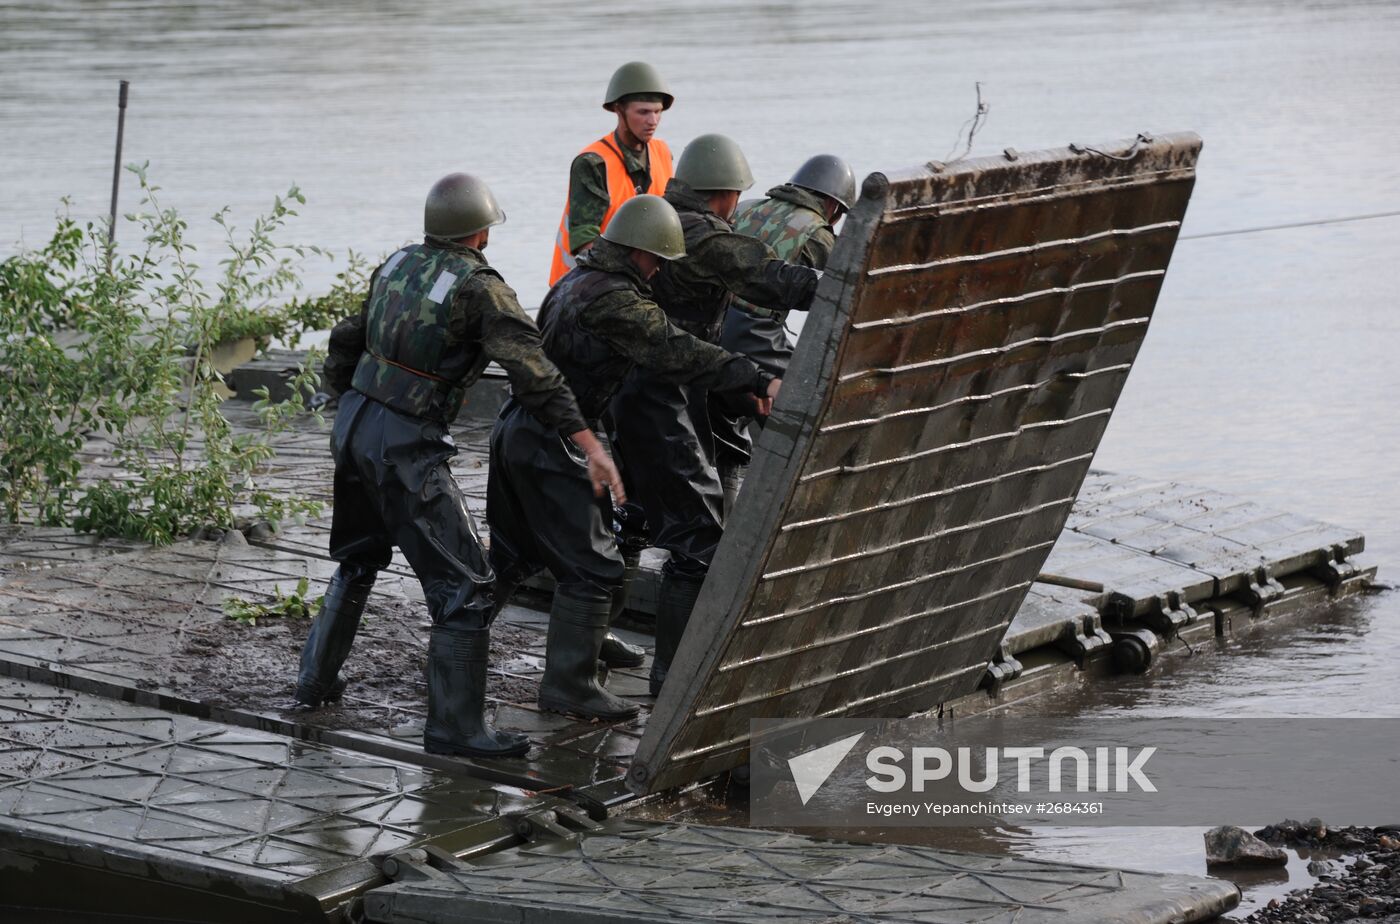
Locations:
0;165;349;543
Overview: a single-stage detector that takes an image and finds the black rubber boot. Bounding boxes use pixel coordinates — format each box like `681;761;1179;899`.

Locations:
424;626;530;758
719;463;747;520
290;566;375;711
539;586;641;721
599;549;645;668
649;572;705;697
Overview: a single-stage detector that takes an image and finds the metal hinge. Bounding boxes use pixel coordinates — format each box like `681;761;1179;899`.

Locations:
1141;590;1198;635
981;642;1024;693
1311;543;1359;593
1055;613;1113;665
1107;589;1196;634
374;844;465;883
505;804;601;843
1240;566;1285;613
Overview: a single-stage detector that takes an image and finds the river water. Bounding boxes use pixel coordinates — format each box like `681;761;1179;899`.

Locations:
3;0;1398;915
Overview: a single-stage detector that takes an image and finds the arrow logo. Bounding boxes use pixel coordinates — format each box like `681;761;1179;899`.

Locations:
787;732;865;805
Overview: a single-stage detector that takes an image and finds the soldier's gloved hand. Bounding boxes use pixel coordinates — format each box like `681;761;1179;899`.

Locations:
752;377;781;417
570;428;627;503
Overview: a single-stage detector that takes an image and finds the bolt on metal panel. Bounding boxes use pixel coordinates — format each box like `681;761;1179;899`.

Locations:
630;134;1202;795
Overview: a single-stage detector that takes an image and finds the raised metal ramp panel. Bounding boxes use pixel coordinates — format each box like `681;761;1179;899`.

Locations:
361;820;1237;923
632;134;1203;794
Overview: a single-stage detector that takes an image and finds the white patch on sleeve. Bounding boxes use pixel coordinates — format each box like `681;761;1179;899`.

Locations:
381;249;409;275
427;270;458;304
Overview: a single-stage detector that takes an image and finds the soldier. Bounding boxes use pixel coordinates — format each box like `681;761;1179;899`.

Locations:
608;134;820;696
548;61;675;286
294;173;623;760
713;154;857;512
489;195;779;720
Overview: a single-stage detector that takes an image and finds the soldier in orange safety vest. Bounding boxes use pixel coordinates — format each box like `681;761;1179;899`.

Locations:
548;62;675;286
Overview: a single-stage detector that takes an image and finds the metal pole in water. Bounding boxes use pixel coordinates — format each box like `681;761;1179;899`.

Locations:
107;79;130;251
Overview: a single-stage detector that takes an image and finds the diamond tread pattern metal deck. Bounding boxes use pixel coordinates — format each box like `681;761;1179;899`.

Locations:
360;820;1237;924
0;675;555;918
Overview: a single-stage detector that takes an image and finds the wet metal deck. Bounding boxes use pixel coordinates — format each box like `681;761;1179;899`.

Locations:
0;675;562;921
0;471;1371;816
360;820;1238;924
0;537;650;811
0;394;1375;805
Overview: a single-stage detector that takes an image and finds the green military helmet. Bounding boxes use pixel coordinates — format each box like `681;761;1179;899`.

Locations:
675;133;754;192
603;61;674;112
423;173;506;240
600;194;687;260
790;154;857;210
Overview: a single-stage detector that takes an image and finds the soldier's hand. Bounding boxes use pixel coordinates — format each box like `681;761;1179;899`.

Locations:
570;428;626;503
752;377;781;417
587;450;626;503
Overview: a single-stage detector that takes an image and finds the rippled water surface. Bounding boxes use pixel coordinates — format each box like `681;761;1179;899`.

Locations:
3;0;1398;914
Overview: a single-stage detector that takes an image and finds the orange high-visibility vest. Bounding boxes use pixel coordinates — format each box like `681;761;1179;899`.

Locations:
549;134;673;286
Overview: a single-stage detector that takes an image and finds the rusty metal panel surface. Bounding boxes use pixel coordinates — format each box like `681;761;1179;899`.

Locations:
630;133;1202;795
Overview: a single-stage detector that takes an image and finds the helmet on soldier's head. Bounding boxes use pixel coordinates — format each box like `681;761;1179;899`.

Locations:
424;173;506;239
600;194;687;260
675;133;754;192
603;62;674;112
790;154;857;210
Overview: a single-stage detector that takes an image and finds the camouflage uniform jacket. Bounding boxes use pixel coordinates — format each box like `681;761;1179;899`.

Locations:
730;184;835;319
652;179;819;342
566;131;656;253
537;239;772;423
330;239;587;433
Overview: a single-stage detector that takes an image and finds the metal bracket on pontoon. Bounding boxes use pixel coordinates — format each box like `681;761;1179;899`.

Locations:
1311;543;1359;592
1055;613;1114;665
1240;567;1286;614
981;642;1025;693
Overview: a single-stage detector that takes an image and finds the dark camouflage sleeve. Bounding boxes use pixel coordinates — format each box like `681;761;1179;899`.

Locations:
697;231;819;313
565;152;610;254
321;267;376;394
800;226;837;272
459;275;589;435
583;290;769;395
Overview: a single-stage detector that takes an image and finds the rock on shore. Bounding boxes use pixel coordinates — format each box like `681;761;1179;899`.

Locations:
1206;825;1288;867
1241;821;1400;923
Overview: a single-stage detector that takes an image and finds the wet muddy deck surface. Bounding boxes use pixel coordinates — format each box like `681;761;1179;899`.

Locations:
0;403;1375;811
0;404;1376;921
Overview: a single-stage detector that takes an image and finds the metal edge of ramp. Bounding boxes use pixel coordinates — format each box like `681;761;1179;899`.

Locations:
630;133;1203;795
